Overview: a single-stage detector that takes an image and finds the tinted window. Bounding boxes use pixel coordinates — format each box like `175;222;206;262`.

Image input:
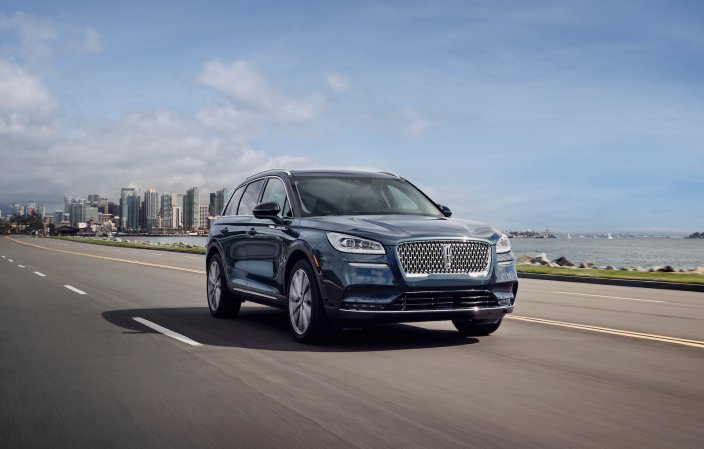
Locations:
237;179;265;215
293;176;443;217
223;186;244;216
260;178;292;217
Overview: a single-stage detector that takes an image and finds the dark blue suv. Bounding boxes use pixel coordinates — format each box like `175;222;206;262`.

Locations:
206;170;517;343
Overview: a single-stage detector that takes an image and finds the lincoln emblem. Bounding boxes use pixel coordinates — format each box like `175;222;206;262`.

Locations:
443;244;453;269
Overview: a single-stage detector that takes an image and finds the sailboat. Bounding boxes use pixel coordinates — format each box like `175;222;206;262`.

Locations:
607;233;613;240
567;233;572;239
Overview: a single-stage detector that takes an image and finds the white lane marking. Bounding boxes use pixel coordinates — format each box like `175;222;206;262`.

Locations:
552;291;666;303
132;317;202;347
1;255;5;258
8;259;13;262
17;265;25;268
64;285;87;295
34;272;46;277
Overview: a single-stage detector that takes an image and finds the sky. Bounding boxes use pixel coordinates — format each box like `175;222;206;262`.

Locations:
0;0;702;232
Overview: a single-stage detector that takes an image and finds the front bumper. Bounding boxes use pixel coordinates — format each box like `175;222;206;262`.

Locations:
315;245;518;325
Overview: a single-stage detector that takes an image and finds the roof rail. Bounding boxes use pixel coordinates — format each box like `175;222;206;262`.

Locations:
378;171;399;177
246;168;292;179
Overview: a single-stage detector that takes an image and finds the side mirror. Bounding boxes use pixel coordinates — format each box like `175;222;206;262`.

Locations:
253;201;283;223
437;204;452;217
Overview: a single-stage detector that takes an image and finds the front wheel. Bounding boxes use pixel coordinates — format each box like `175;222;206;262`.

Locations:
452;318;502;336
287;260;329;343
207;254;241;318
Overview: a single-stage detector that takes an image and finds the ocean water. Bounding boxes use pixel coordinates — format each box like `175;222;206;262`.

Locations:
124;235;704;270
511;237;704;270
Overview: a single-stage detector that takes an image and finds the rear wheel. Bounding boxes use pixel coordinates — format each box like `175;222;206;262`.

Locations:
207;254;241;318
452;318;502;336
287;260;329;343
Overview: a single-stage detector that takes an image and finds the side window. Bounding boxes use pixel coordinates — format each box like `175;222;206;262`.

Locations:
237;179;265;215
260;178;290;217
224;186;245;216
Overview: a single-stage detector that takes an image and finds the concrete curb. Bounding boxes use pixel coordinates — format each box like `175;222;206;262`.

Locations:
517;272;704;293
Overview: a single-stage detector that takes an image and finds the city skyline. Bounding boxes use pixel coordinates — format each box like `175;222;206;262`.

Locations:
0;2;702;232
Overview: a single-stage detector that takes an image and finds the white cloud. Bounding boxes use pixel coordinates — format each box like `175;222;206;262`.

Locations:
197;59;326;123
78;28;103;53
397;106;432;139
0;60;58;143
322;72;350;92
0;12;57;62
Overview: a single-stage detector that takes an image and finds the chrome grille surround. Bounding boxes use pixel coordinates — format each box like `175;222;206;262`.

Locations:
396;239;492;277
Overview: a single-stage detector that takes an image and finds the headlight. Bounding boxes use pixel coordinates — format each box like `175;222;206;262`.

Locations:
496;233;512;254
326;232;386;254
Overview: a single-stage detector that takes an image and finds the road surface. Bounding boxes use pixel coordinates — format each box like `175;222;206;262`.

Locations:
1;236;702;448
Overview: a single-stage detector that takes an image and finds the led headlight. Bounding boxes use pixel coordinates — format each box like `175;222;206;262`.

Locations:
326;232;386;254
496;233;512;254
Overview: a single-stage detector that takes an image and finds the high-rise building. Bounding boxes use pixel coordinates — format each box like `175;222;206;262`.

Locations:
126;194;141;230
53;210;64;224
88;194;101;206
216;188;230;216
67;199;86;228
144;188;159;230
172;207;182;230
119;188;136;230
183;187;200;230
108;202;119;217
160;193;173;228
199;205;209;229
209;193;217;217
13;203;24;216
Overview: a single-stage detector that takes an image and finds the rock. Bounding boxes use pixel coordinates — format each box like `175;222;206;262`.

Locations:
552;256;574;267
516;255;533;264
114;237;122;242
604;266;615;270
657;265;675;272
530;253;551;265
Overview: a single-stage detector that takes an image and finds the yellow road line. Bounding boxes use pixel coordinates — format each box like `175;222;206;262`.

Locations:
507;315;704;349
5;237;205;275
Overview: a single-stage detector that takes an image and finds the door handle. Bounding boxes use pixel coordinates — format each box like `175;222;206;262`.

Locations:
246;227;256;236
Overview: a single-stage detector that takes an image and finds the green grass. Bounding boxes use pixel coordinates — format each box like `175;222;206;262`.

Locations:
517;264;704;284
49;236;206;255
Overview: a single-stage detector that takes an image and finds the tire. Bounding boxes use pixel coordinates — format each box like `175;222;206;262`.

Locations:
452;318;502;336
287;259;330;343
206;254;241;318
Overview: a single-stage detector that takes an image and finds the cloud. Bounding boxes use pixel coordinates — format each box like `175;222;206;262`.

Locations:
322;71;350;92
76;28;103;53
397;106;432;139
0;12;57;62
197;59;326;123
0;60;58;143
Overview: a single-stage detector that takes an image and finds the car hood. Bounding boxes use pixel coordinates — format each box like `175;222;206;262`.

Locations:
298;215;501;243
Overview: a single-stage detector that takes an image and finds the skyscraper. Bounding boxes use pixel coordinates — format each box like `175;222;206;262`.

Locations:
144;188;159;230
119;188;136;230
216;188;230;217
160;193;173;229
209;193;217;217
199;205;209;229
67;199;86;228
184;187;200;230
126;194;141;230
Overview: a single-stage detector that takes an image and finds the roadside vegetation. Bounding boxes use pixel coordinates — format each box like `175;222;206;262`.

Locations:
516;264;704;284
48;236;206;255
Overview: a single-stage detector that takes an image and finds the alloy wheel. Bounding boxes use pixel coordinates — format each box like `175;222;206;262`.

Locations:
289;268;312;335
208;259;221;311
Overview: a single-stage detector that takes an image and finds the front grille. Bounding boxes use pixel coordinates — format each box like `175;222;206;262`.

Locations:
397;240;491;276
385;290;498;311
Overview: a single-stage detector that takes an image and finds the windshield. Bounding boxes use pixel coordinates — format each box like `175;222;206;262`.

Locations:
293;176;444;217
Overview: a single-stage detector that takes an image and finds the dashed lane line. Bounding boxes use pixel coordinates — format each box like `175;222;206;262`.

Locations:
8;259;13;262
34;272;46;277
17;265;25;268
133;317;202;346
507;315;704;349
5;237;204;275
64;285;87;295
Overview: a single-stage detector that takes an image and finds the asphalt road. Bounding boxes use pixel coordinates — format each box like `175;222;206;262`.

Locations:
1;236;702;449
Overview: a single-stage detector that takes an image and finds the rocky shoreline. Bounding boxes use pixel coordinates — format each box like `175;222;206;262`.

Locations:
517;253;704;274
110;237;203;249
